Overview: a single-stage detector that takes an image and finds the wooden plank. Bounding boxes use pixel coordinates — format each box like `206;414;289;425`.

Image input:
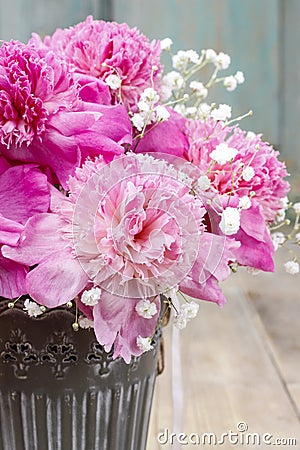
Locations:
113;0;280;146
0;0;111;42
148;278;300;448
235;247;300;417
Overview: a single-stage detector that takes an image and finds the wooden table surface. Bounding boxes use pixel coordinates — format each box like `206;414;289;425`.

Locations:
148;254;300;449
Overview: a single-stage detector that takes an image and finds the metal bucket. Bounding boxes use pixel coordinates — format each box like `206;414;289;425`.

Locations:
0;300;162;450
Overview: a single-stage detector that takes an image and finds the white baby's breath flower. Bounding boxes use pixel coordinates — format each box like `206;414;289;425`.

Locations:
132;113;145;131
81;287;102;306
215;52;231;70
186;106;197;117
159;84;173;102
281;196;289;209
162;71;185;90
78;316;94;329
210;143;238;165
284;260;299;275
197;102;211;119
165;285;180;302
295;232;300;241
172;51;189;70
238;196;251;210
23;299;44;317
189;81;208;98
196;175;211;191
180;301;199;320
276;209;286;223
160;37;173;51
155;105;170;121
105;74;122;90
219;207;241;235
185;49;200;64
135;299;158;319
174;312;188;330
293;202;300;214
210;104;232;121
141;87;159;103
246;131;256;140
174;104;187;115
235;71;245;84
136;336;153;352
205;48;217;62
172;49;200;70
271;232;285;251
137;100;150;112
242;166;255;181
224;75;238;91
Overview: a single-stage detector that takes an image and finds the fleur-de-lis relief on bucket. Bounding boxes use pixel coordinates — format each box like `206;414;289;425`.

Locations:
0;329;39;379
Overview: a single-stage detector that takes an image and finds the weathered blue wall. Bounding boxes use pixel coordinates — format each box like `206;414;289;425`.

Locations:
0;0;111;41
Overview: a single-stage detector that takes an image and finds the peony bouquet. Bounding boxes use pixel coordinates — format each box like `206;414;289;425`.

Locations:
0;16;298;363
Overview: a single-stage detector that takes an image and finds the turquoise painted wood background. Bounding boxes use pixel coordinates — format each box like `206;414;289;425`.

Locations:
0;0;299;180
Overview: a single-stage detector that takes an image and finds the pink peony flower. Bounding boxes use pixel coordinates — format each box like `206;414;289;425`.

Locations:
0;161;50;298
0;40;132;187
30;16;162;110
183;119;290;222
3;153;238;360
136;116;289;222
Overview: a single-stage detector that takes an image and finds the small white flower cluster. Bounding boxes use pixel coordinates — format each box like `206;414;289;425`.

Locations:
131;88;170;132
210;104;232;122
105;74;122;90
136;335;153;352
174;300;199;330
172;49;201;70
242;166;255;181
210;142;237;165
284;260;299;275
189;80;208;99
223;71;245;92
78;315;94;329
81;287;102;306
293;202;300;214
195;175;211;192
158;40;244;121
219;207;241;236
205;49;231;69
23;299;45;317
135;299;158;319
271;232;286;251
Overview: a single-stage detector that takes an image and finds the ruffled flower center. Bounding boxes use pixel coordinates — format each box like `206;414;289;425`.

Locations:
0;41;77;148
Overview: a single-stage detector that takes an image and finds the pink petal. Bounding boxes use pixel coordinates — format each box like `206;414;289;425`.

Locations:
2;213;66;265
192;233;239;283
48;110;101;137
26;249;89;307
0;165;50;224
0;215;24;245
76;74;112;105
93;292;160;363
0;252;27;299
0;155;11;176
233;228;274;271
135;110;188;157
179;275;227;306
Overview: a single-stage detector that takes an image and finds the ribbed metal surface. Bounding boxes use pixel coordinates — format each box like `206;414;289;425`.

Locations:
0;304;160;450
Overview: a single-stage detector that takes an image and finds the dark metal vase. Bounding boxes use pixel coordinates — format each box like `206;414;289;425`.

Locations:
0;301;161;450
